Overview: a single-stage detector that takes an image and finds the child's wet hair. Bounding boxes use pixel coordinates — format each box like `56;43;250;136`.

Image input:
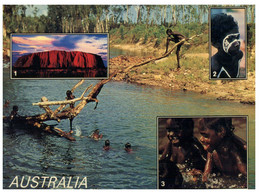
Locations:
66;90;72;96
105;140;110;146
166;118;194;137
125;142;131;149
199;118;234;137
13;105;18;111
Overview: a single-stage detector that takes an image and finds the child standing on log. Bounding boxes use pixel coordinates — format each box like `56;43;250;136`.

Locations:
66;90;75;108
164;29;186;69
65;90;75;134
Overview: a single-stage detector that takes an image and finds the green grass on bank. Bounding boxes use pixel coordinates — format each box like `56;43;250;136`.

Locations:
109;23;209;49
131;53;210;84
134;50;255;84
110;22;255;50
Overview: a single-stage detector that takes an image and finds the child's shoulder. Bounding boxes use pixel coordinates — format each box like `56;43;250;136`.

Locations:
221;137;240;153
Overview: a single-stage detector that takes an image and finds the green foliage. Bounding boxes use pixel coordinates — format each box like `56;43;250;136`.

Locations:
154;39;162;48
109;21;210;49
247;23;255;49
153;25;166;39
143;34;148;44
129;24;146;43
248;56;255;73
119;25;124;40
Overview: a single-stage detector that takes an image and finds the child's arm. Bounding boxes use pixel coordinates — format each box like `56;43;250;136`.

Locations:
233;150;247;176
160;141;172;161
202;152;213;182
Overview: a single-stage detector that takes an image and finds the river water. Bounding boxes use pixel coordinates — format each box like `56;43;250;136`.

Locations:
2;49;255;189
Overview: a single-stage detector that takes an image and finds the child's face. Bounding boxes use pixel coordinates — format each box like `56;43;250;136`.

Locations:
199;128;223;152
166;30;173;36
166;119;189;145
167;128;183;145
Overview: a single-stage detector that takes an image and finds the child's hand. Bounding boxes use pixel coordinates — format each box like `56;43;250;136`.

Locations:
202;174;208;182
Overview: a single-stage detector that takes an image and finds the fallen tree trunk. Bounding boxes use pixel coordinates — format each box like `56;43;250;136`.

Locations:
32;85;93;106
3;115;76;141
6;34;201;141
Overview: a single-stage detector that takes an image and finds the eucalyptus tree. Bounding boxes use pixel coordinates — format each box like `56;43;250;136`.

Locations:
135;5;146;24
47;5;63;32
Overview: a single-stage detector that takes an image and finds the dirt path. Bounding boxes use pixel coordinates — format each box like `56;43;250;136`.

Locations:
185;53;209;58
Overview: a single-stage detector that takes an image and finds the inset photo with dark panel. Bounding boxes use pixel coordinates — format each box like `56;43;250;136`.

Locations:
11;33;108;79
210;8;247;79
158;117;247;189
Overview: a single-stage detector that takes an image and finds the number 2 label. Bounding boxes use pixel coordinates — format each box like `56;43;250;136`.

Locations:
213;71;217;77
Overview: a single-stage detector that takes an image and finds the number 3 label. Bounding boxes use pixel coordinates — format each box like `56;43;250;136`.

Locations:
161;181;165;187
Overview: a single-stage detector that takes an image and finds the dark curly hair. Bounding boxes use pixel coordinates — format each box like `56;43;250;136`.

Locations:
198;118;234;137
166;118;194;138
211;13;239;47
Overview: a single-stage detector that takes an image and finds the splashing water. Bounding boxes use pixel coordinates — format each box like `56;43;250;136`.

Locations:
177;164;247;189
75;125;82;137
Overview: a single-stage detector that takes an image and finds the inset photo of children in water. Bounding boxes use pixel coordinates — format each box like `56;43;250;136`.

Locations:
158;117;247;189
210;8;246;79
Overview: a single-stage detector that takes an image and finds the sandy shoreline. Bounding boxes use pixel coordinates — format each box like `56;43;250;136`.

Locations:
109;54;255;105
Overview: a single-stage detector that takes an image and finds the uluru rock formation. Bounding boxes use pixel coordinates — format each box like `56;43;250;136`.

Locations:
13;50;105;69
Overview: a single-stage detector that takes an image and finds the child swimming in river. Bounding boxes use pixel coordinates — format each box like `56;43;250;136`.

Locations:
4;100;10;108
124;142;132;152
10;105;20;121
90;129;103;140
103;140;111;151
8;105;21;128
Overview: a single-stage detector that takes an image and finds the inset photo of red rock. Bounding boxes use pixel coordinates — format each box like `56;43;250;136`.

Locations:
11;34;108;79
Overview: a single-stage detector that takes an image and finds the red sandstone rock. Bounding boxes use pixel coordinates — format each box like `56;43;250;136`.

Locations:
14;50;105;69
